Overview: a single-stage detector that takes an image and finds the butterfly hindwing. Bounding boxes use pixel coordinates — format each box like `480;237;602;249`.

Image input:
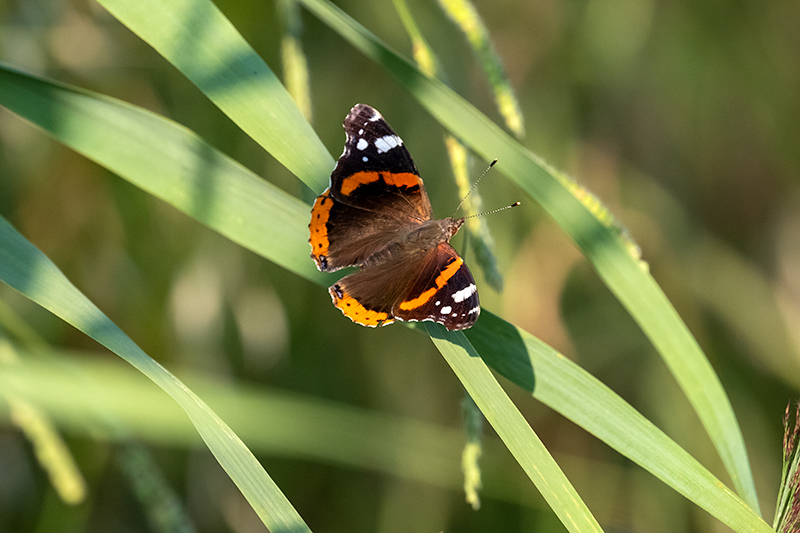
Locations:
328;242;479;331
393;243;480;330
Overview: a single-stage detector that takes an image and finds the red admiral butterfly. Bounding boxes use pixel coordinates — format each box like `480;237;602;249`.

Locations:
309;104;480;331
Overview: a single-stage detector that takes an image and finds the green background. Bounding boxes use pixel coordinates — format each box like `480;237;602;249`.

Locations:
1;0;798;531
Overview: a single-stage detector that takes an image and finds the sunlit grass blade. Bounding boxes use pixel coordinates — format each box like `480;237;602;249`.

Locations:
0;64;325;286
0;215;310;532
0;349;530;505
97;0;332;193
467;312;772;533
426;324;603;533
295;0;760;511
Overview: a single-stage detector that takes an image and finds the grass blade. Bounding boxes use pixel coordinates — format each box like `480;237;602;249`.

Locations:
0;64;324;285
0;214;309;531
97;0;332;193
468;312;772;533
426;324;603;533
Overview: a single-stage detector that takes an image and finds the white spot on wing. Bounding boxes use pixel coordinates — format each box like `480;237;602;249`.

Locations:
440;306;452;315
356;138;368;151
452;284;477;303
374;135;402;154
362;156;368;162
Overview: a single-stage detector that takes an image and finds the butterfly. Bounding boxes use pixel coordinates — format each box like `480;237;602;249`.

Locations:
309;104;479;331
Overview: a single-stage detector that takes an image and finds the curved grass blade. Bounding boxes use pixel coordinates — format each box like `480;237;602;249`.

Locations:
0;214;310;532
1;309;198;531
426;324;604;533
294;0;760;512
467;312;772;533
97;0;332;193
0;64;326;286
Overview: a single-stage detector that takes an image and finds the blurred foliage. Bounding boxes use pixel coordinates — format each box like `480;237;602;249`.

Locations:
1;0;799;531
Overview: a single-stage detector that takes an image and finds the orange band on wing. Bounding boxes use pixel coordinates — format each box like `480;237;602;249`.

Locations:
309;190;333;267
398;256;463;311
330;285;394;327
340;171;421;196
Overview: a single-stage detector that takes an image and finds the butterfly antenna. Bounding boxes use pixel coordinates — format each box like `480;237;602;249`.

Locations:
463;202;521;220
453;159;498;216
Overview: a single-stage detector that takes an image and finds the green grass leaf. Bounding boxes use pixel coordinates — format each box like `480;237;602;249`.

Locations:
427;324;603;532
468;312;772;533
0;212;309;531
97;0;332;193
0;65;323;285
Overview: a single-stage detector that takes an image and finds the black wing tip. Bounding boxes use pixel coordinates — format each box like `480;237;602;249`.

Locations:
347;103;381;124
351;102;376;113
